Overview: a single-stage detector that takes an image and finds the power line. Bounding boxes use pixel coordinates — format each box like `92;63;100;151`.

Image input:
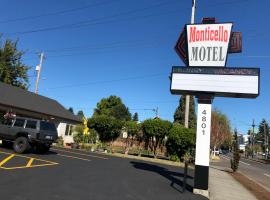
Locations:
45;73;166;90
6;0;179;35
0;0;117;24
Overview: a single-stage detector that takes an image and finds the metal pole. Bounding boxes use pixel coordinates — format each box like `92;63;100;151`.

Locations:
264;123;267;159
184;0;196;128
252;119;255;158
35;52;44;94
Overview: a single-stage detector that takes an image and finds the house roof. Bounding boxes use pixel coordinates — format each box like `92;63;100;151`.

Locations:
0;82;81;123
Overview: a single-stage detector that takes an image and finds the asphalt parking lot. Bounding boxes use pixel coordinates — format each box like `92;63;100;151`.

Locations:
0;145;206;200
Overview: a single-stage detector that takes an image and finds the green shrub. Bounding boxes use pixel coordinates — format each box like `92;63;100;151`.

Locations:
169;154;180;162
56;136;64;147
166;123;195;161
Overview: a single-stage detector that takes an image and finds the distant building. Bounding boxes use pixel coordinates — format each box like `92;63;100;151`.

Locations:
243;134;250;145
237;134;244;145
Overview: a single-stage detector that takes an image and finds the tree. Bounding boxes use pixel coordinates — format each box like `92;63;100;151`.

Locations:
174;95;196;129
211;109;231;155
68;107;74;114
0;38;30;89
231;129;240;172
141;118;172;158
88;115;123;145
132;112;139;122
166;124;196;160
93;95;131;121
256;119;269;152
124;121;139;153
77;110;85;119
73;124;84;144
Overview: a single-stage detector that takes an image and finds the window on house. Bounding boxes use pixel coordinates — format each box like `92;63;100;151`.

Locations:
69;125;73;136
65;125;70;136
13;119;25;128
65;124;73;136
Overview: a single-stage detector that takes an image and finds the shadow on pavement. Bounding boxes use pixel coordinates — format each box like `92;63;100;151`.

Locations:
130;161;194;193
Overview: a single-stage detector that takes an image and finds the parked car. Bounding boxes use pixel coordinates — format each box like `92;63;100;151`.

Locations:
0;116;58;153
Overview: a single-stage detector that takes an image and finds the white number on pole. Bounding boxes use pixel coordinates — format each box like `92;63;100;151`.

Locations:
195;103;212;166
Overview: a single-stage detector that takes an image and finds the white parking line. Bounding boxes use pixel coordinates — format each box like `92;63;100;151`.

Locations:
264;173;270;178
220;155;250;165
239;161;250;166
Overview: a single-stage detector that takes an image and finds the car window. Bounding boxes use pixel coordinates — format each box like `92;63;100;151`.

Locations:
4;118;14;126
25;120;37;129
13;119;25;128
40;121;56;131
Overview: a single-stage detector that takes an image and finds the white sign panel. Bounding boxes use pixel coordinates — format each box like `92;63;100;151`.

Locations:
186;23;232;67
170;67;259;98
195;103;212;166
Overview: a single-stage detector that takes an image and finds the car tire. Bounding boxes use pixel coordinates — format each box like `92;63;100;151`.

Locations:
13;137;29;154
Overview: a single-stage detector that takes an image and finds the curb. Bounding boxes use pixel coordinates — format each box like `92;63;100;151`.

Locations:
52;145;189;168
241;157;269;165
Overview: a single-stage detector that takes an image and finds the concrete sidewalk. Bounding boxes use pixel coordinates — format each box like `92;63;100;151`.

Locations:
209;166;257;200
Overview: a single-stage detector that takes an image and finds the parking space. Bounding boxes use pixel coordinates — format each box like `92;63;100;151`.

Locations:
0;150;58;170
0;145;206;200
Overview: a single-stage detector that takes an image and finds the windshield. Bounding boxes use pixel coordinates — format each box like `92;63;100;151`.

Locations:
40;121;56;131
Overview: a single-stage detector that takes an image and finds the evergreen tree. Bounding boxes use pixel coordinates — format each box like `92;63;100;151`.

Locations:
231;129;240;172
132;112;138;122
68;107;74;114
174;95;196;129
0;38;30;89
77;110;85;119
256;119;269;152
93;95;131;121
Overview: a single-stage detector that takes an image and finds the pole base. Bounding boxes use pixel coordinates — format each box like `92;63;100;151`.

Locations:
193;188;209;199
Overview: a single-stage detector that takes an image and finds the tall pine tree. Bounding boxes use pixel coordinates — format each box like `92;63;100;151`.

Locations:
174;95;196;129
255;119;269;152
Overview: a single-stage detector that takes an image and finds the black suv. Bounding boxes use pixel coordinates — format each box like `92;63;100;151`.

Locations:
0;117;58;153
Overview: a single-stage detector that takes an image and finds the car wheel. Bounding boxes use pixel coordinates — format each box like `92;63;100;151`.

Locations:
13;137;29;154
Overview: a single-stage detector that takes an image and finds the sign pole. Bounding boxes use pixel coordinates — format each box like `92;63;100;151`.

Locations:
193;95;213;198
184;0;196;128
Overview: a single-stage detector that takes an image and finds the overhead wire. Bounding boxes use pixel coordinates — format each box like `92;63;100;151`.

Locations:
0;0;118;24
5;0;179;36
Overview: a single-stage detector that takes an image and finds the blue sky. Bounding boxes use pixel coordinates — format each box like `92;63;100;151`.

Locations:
1;0;269;134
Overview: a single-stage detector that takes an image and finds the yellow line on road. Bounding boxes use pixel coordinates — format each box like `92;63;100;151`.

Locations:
26;158;34;167
57;153;91;162
1;163;58;170
0;150;58;165
51;148;108;160
0;154;15;167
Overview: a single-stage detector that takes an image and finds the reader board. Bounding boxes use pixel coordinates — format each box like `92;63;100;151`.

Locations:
170;67;259;98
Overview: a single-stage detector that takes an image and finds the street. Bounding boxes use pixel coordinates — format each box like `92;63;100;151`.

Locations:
211;154;270;192
0;145;206;200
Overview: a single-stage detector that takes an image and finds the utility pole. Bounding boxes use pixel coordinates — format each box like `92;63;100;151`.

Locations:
184;0;196;128
252;119;255;158
153;107;159;118
35;52;44;94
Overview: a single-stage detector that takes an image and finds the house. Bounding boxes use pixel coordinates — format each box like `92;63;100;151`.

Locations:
0;82;81;144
